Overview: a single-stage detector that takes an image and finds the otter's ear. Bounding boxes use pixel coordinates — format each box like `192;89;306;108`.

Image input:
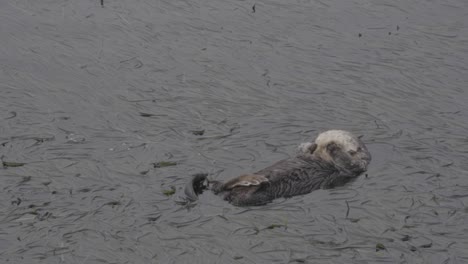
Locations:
326;142;340;154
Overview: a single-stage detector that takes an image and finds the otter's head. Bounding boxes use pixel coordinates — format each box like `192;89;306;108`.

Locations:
311;130;371;173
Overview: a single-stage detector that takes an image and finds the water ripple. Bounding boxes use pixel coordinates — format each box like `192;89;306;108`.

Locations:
1;0;468;263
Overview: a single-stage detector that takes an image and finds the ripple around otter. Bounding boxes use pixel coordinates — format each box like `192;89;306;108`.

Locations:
1;0;468;263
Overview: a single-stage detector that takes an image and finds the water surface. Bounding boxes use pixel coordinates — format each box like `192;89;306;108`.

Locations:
1;0;468;263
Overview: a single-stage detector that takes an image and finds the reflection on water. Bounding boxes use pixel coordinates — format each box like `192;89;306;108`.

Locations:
1;0;468;263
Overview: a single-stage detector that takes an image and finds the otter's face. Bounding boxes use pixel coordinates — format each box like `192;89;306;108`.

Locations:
313;130;371;173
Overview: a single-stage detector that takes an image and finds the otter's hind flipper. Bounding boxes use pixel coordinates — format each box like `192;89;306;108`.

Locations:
184;173;209;202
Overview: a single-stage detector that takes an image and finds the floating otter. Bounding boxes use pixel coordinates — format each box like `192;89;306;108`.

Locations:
185;130;371;206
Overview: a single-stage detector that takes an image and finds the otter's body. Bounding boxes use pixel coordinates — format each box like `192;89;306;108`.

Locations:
186;130;371;206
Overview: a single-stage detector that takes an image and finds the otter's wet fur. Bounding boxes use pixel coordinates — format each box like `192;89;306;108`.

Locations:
185;130;371;206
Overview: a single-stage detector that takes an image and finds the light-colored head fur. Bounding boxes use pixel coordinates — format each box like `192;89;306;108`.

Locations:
313;130;360;161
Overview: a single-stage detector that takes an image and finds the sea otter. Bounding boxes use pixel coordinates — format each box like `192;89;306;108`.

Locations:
185;130;371;206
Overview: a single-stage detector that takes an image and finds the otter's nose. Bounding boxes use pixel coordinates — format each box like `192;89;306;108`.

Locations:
360;152;371;172
350;160;368;175
352;149;371;174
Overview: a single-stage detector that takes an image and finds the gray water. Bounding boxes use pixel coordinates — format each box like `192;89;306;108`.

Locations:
1;0;468;263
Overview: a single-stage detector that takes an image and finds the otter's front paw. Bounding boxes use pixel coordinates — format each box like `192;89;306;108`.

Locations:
297;142;317;155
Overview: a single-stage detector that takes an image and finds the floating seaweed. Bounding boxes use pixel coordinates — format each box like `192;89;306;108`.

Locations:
190;129;205;136
153;161;177;168
2;161;26;168
163;187;176;196
265;224;285;230
376;243;386;251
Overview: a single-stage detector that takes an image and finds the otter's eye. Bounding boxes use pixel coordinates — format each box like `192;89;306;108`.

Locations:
348;150;357;156
326;142;339;153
